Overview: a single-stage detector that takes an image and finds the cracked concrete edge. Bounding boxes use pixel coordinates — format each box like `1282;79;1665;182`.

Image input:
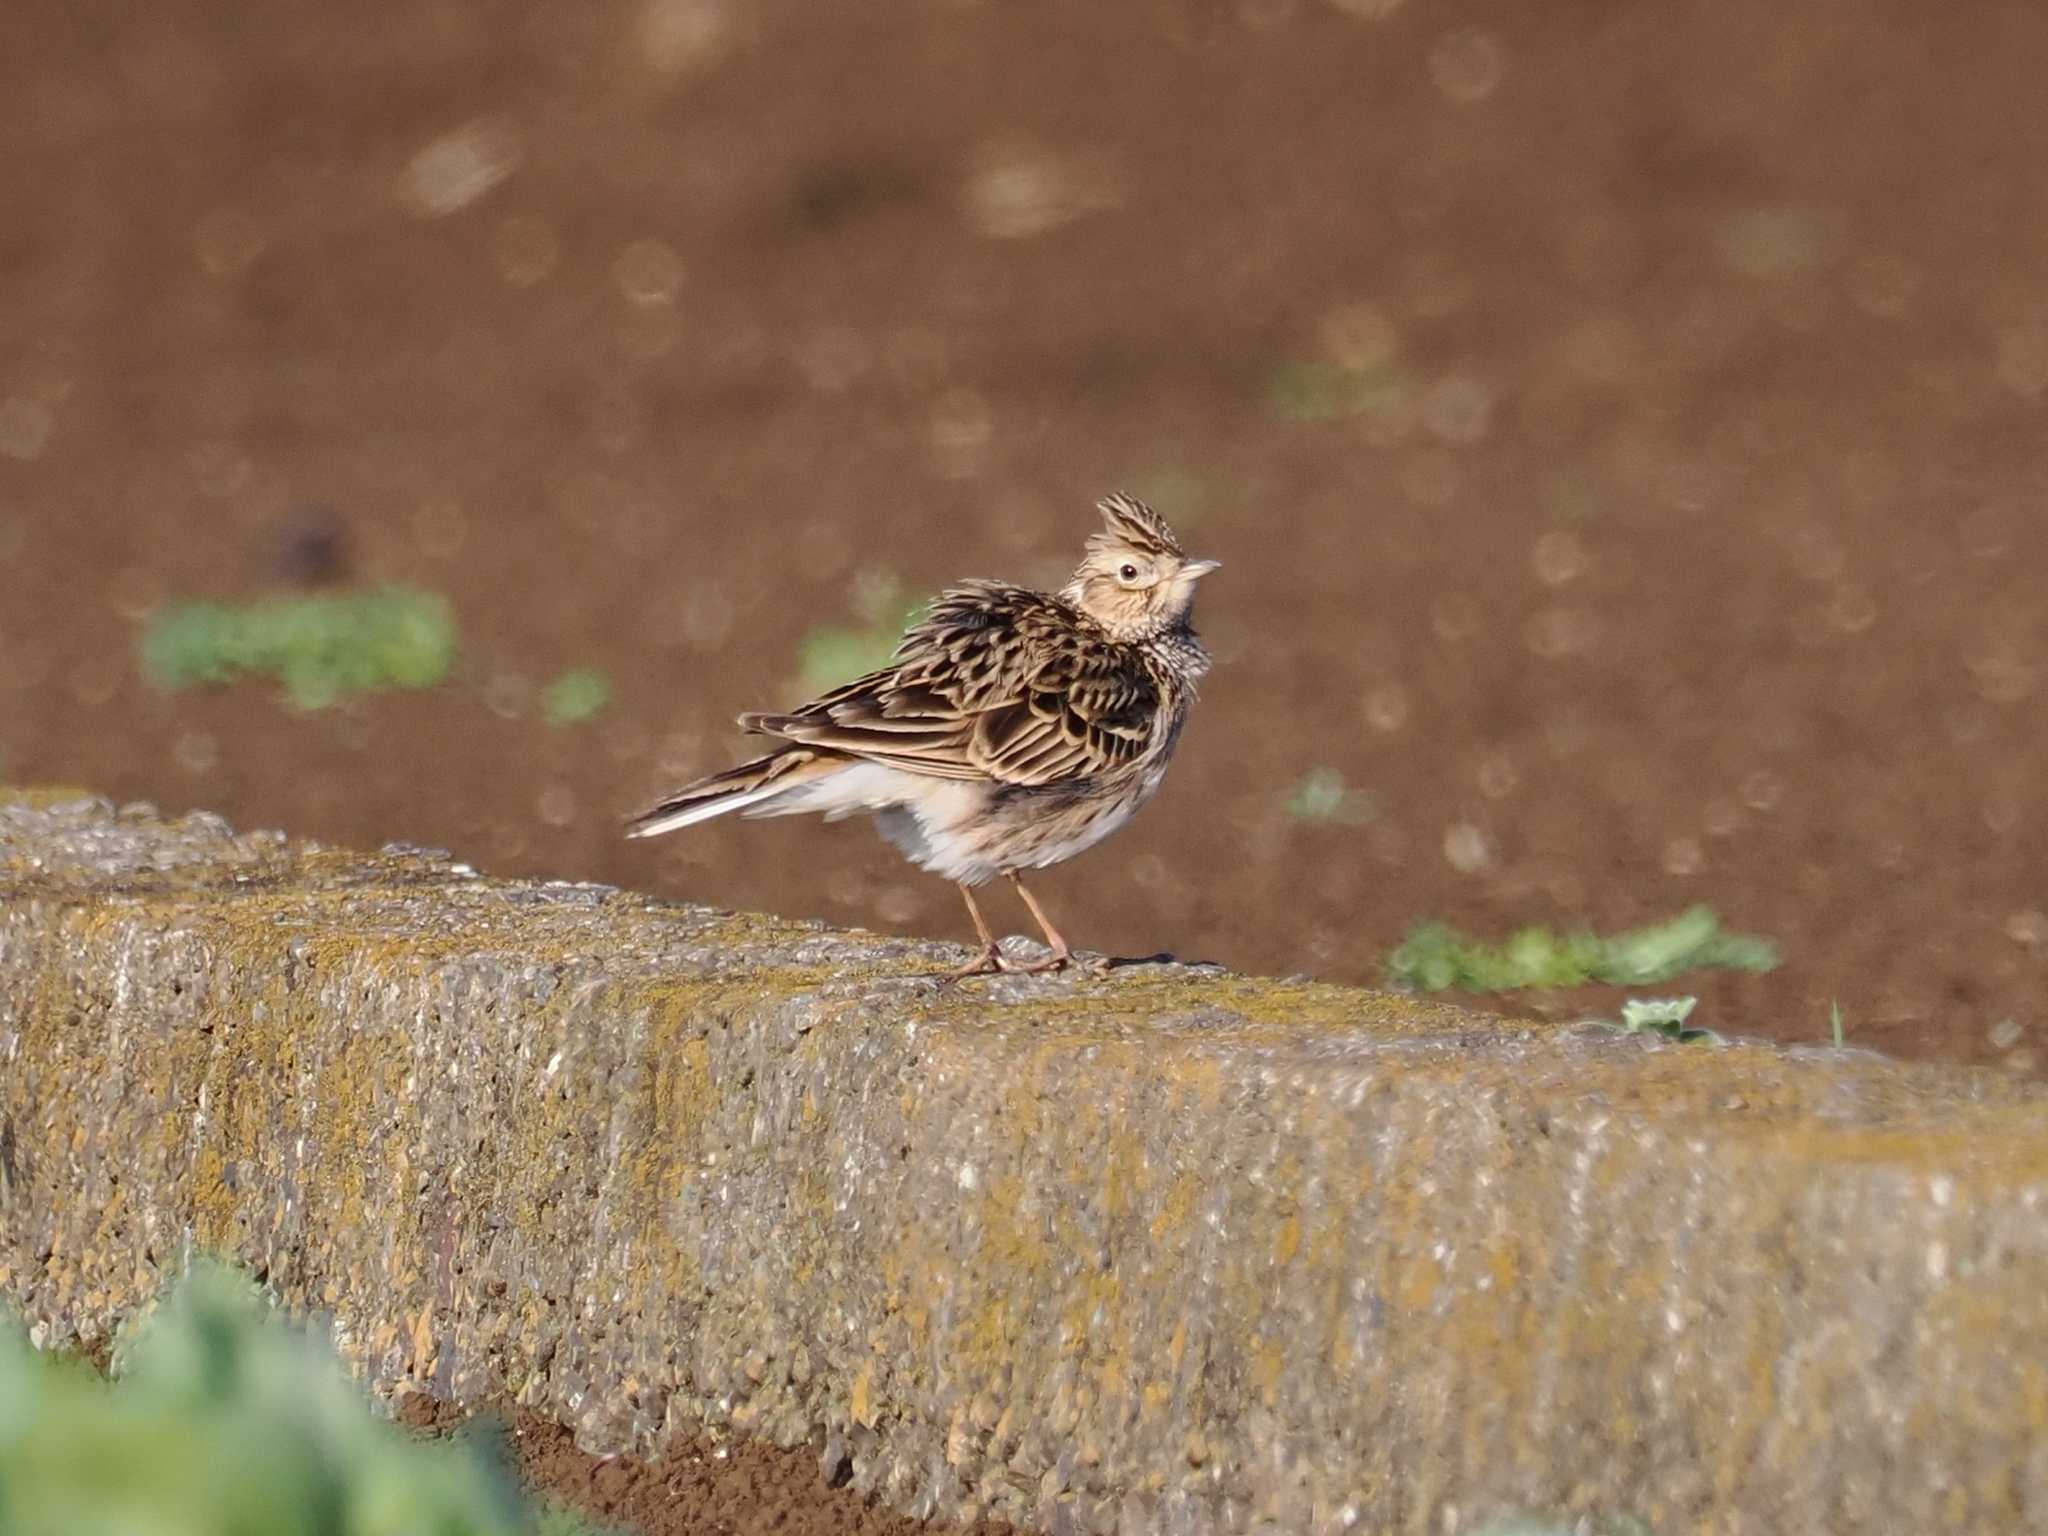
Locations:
3;790;2047;1534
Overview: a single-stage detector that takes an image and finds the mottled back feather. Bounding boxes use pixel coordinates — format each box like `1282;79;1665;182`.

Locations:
743;582;1169;787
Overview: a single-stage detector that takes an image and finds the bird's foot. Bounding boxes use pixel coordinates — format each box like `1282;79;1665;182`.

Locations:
1006;945;1110;976
939;943;1014;984
938;942;1115;983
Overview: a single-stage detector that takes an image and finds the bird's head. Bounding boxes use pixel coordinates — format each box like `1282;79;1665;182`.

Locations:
1063;493;1220;642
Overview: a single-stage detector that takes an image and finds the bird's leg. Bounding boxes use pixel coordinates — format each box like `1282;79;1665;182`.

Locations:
1005;871;1100;973
943;882;1012;980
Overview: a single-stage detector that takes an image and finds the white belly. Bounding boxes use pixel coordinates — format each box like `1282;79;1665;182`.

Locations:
753;757;1162;887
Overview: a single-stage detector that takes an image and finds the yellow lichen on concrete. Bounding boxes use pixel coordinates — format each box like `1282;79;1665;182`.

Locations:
6;793;2048;1534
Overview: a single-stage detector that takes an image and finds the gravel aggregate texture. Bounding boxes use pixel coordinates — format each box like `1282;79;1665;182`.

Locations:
4;790;2046;1533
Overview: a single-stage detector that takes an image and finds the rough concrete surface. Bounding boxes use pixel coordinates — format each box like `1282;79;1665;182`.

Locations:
3;790;2046;1535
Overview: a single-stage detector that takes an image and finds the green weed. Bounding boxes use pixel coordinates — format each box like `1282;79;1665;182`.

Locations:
542;668;611;728
1603;994;1724;1045
1387;905;1778;994
141;587;457;709
1830;998;1845;1048
0;1261;617;1536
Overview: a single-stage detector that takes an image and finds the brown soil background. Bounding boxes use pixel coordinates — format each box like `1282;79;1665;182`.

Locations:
6;0;2048;1528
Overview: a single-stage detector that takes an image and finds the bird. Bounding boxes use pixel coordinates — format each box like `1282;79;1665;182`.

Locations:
626;493;1219;978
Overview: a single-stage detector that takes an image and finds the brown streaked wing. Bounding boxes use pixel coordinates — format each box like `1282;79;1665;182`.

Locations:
755;582;1158;786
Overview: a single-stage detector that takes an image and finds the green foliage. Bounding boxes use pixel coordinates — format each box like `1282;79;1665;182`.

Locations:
141;588;457;709
1603;995;1724;1046
1386;905;1778;994
1284;766;1374;825
0;1262;614;1536
542;668;611;728
797;577;929;694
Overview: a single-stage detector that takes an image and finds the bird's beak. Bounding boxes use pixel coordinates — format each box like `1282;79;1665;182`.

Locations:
1183;558;1222;579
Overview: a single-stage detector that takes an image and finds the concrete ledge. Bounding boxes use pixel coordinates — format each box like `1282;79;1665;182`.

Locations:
3;791;2046;1534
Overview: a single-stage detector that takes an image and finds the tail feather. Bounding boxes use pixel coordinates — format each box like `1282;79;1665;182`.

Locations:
624;748;836;839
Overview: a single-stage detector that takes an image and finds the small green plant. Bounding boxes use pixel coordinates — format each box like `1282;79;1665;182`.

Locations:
796;577;929;694
1386;905;1778;994
542;668;611;728
1265;358;1402;423
1602;995;1724;1045
1830;998;1845;1048
1284;766;1374;824
0;1261;615;1536
141;587;457;709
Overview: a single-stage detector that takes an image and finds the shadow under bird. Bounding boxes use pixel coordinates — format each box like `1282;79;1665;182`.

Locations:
626;493;1219;977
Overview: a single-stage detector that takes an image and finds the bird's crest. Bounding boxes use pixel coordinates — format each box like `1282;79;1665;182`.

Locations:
1088;493;1185;560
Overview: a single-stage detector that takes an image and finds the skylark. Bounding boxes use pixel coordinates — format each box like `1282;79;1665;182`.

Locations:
627;493;1218;977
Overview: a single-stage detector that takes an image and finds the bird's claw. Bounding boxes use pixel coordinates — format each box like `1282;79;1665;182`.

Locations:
938;944;1015;984
937;943;1109;983
1004;947;1109;976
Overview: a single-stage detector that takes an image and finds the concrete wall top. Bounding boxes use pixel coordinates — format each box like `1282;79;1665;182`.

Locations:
4;791;2045;1535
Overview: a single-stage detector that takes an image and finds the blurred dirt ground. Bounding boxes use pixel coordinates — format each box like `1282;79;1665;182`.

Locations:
9;1;2048;1529
5;2;2047;1071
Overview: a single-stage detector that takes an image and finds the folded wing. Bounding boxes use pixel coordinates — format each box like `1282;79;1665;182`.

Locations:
743;582;1157;786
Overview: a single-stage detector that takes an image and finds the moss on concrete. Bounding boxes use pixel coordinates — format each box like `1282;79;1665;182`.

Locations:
4;791;2047;1534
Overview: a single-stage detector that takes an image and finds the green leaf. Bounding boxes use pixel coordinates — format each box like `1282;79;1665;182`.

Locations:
2;1260;583;1536
139;588;457;709
1600;995;1725;1046
1619;996;1696;1032
1386;907;1778;995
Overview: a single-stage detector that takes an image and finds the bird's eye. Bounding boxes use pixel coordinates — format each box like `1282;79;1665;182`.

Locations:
1118;563;1139;582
